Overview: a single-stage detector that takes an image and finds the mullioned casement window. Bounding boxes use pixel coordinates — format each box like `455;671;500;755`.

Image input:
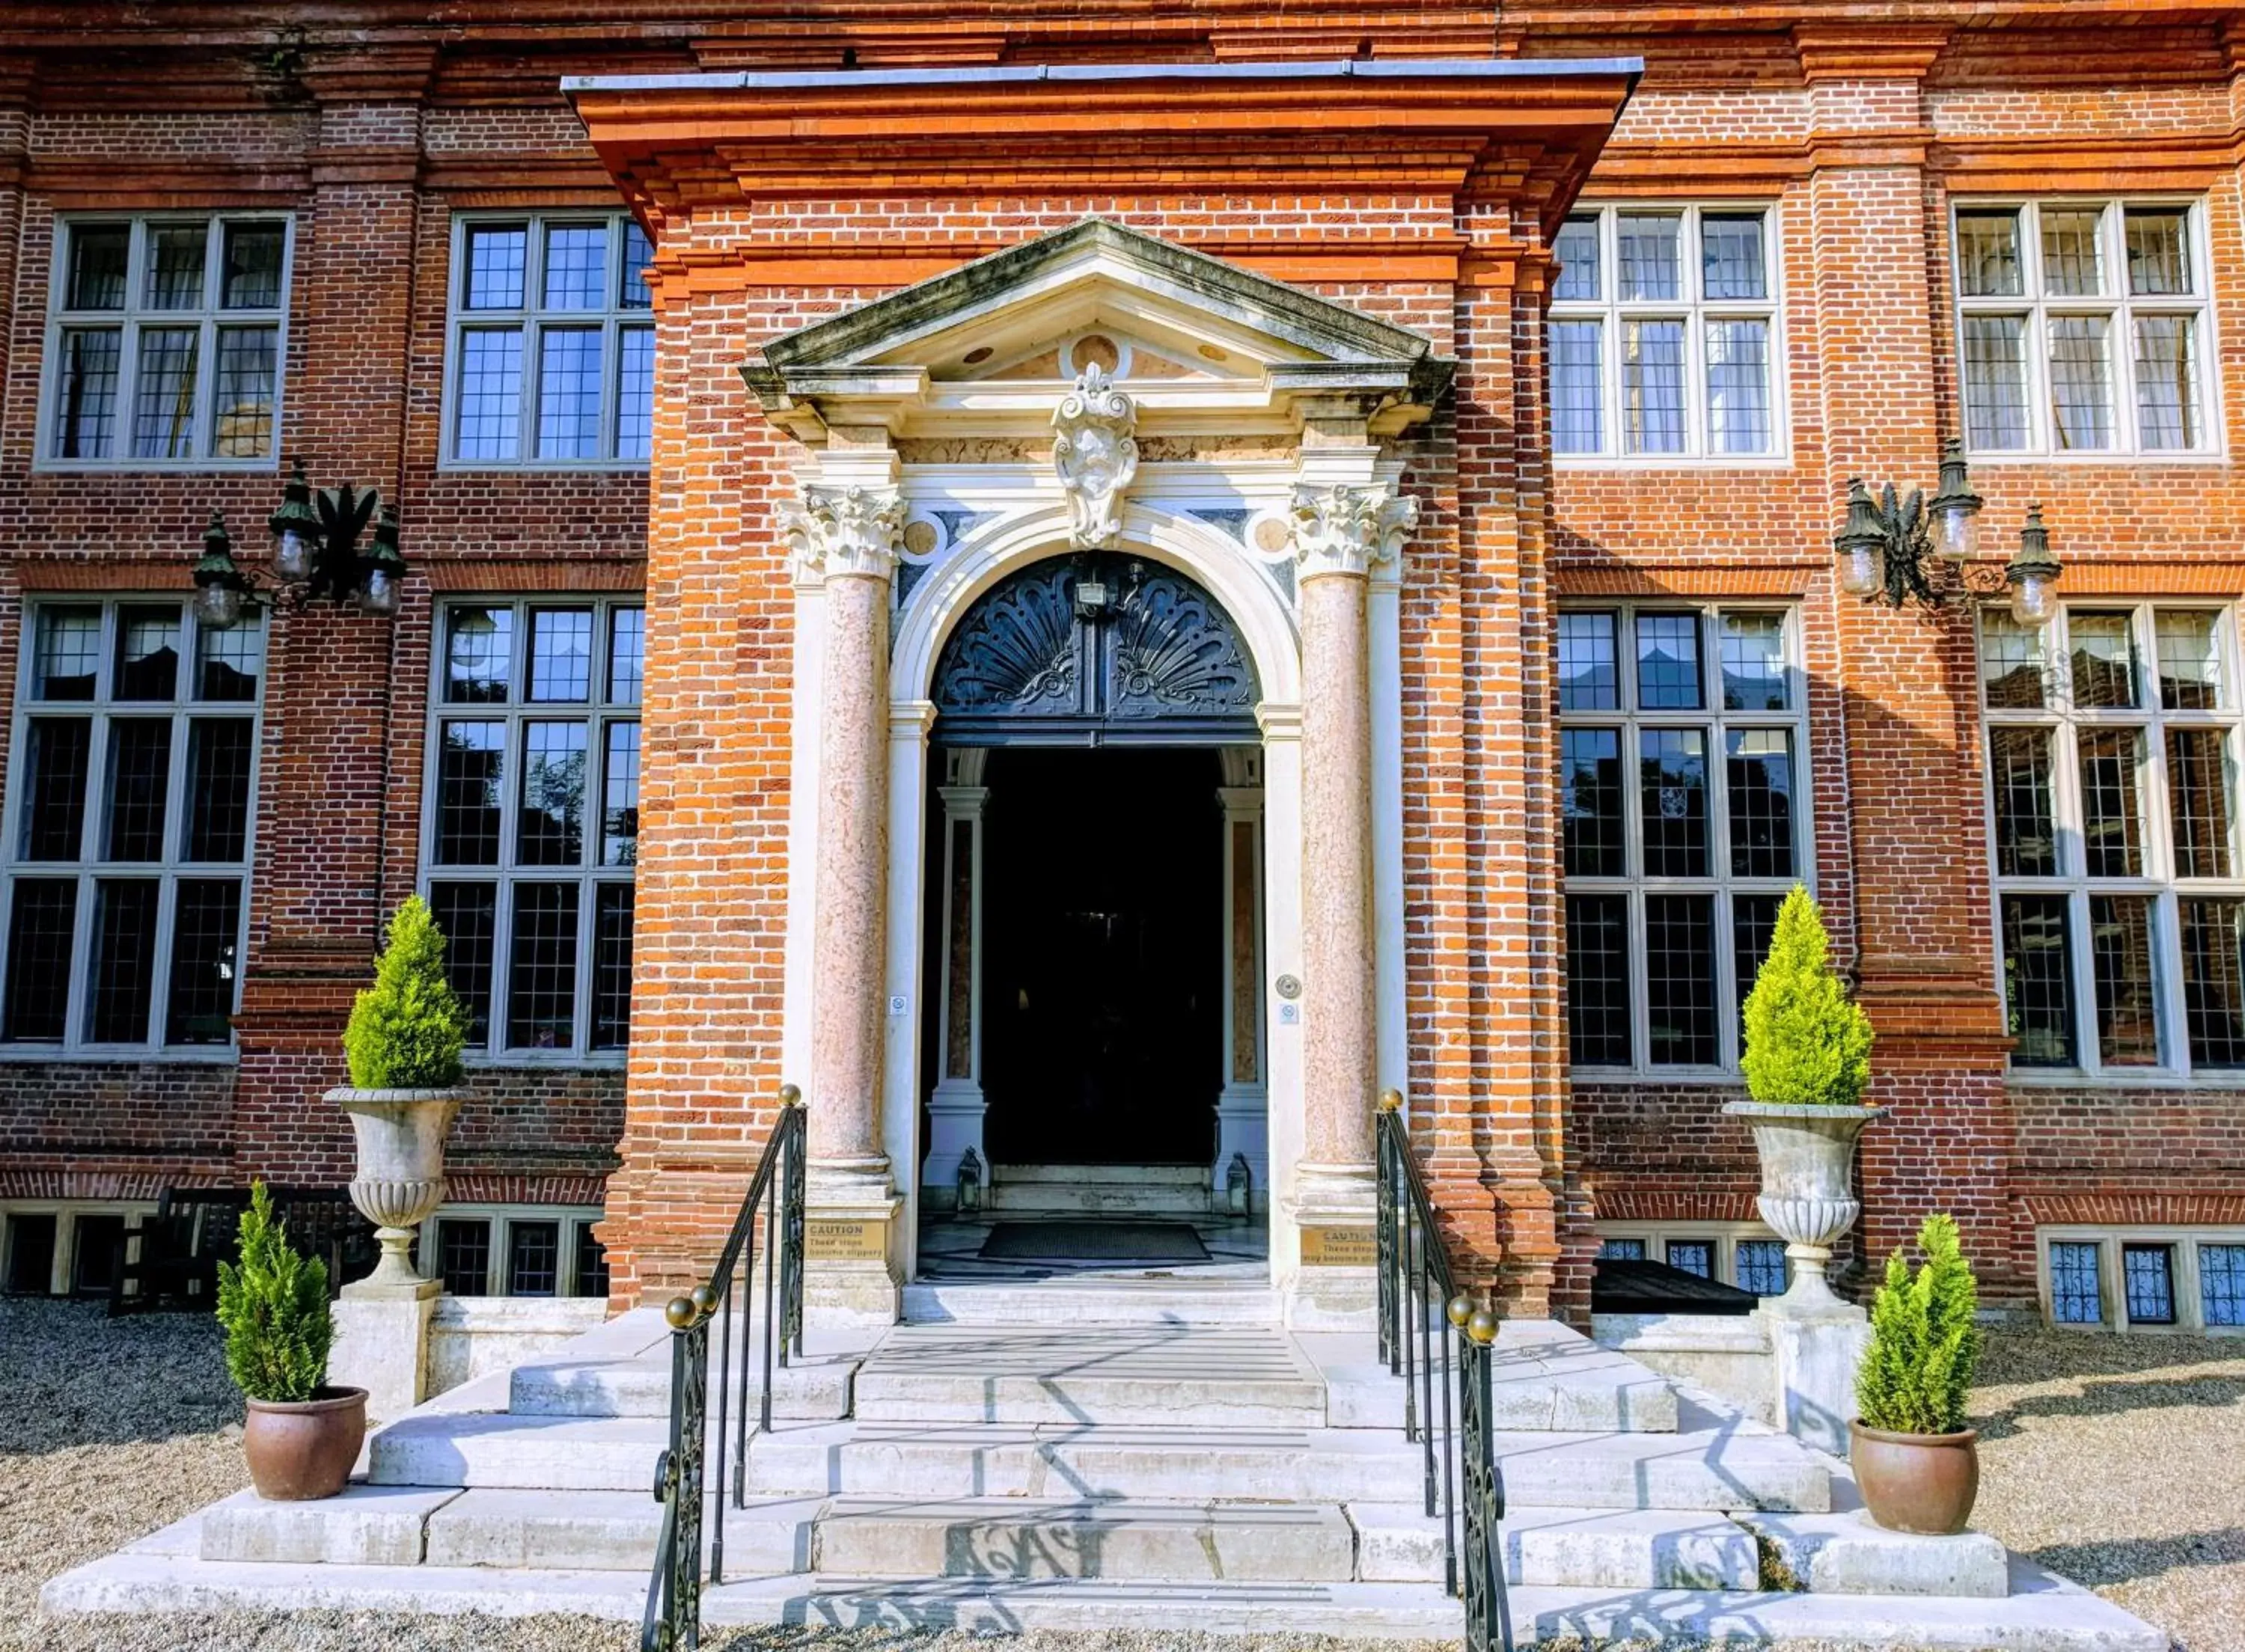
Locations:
2039;1226;2245;1333
1549;204;1784;462
1981;604;2245;1076
422;599;641;1061
1557;604;1807;1074
0;602;262;1053
1952;199;2218;458
443;214;655;466
43;215;291;468
1594;1223;1792;1297
416;1204;609;1297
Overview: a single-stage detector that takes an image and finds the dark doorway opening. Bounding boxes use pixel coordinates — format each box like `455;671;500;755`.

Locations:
977;746;1223;1166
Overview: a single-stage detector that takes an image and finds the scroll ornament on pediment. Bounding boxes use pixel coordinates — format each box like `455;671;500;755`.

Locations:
785;484;906;581
1290;483;1420;580
1053;364;1140;551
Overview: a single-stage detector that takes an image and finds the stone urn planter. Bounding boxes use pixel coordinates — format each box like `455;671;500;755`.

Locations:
1850;1419;1981;1535
331;1087;467;1290
242;1386;369;1501
1722;1101;1886;1312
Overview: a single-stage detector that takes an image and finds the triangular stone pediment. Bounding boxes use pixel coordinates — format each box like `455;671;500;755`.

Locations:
742;218;1453;438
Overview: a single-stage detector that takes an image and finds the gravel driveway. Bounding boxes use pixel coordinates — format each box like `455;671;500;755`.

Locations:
5;1296;2234;1651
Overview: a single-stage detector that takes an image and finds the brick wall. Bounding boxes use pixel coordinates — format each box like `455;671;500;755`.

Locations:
0;5;2240;1325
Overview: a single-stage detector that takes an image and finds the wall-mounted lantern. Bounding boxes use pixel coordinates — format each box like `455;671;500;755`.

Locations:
957;1146;984;1218
1832;439;2061;628
189;456;411;628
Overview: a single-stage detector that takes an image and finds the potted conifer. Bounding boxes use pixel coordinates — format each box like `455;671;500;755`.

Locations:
218;1181;366;1499
332;896;471;1290
1852;1213;1984;1534
1725;885;1882;1310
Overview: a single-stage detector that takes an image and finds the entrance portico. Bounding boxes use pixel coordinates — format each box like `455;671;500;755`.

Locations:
754;221;1444;1327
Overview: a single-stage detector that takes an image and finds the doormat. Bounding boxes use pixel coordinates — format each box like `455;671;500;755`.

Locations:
979;1220;1210;1263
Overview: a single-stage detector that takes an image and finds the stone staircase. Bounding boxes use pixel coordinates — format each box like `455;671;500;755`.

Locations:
46;1281;2164;1649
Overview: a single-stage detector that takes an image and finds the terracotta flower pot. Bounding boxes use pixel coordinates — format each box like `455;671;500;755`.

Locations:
1849;1419;1980;1535
241;1386;368;1501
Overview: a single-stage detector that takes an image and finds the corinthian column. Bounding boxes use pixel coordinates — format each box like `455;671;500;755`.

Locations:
786;480;906;1325
1288;480;1417;1327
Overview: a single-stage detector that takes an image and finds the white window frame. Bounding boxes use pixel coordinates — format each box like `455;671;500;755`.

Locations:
1549;201;1789;466
0;599;263;1059
441;212;654;469
1594;1220;1792;1295
1561;602;1812;1077
2037;1225;2245;1334
416;1202;608;1297
38;212;293;471
1979;602;2245;1081
419;596;641;1065
1950;196;2223;461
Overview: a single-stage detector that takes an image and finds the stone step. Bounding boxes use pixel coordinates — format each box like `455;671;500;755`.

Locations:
510;1345;859;1420
985;1185;1215;1215
900;1278;1280;1327
1738;1509;2011;1598
812;1496;1357;1582
43;1552;2169;1651
370;1413;669;1491
1494;1425;1830;1514
1349;1502;1761;1591
1303;1331;1679;1434
426;1488;816;1575
747;1421;1428;1502
852;1324;1324;1426
199;1486;463;1566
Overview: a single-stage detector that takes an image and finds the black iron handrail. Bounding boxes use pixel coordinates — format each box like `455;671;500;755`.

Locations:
642;1084;807;1652
1375;1091;1514;1652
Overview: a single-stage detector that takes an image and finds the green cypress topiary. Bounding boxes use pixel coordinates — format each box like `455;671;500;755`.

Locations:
1855;1213;1982;1436
215;1181;333;1404
342;896;469;1089
1741;884;1875;1107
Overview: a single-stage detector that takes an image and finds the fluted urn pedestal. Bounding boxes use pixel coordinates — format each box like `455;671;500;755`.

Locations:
1724;1099;1886;1457
328;1086;466;1422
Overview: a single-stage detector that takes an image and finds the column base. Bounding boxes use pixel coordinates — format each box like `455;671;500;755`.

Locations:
804;1163;904;1332
331;1274;439;1423
1213;1084;1269;1214
1283;1161;1378;1332
920;1080;986;1214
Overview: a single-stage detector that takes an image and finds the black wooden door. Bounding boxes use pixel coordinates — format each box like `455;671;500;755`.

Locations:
979;747;1222;1166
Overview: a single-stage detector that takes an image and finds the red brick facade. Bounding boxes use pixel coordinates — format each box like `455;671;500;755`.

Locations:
2;3;2242;1324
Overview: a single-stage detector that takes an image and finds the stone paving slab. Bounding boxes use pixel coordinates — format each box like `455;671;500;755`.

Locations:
198;1485;461;1566
1738;1508;2012;1598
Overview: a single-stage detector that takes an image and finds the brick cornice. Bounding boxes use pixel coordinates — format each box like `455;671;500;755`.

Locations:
1791;23;1952;83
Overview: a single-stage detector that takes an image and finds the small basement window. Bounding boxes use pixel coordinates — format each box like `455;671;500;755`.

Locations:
418;1205;607;1298
2041;1227;2245;1332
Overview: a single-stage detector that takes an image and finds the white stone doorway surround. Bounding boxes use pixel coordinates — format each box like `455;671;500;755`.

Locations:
754;219;1451;1331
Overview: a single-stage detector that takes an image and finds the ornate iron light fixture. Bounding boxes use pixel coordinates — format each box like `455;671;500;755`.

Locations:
1831;439;2061;628
189;457;410;628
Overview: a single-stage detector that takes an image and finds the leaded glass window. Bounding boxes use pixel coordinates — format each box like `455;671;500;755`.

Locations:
1;602;260;1050
1953;201;2215;456
1981;604;2245;1073
417;1205;607;1297
1735;1239;1789;1296
446;214;655;465
2202;1244;2245;1328
1560;605;1806;1071
1549;205;1782;460
2048;1240;2104;1324
44;215;290;466
2122;1243;2177;1325
423;598;641;1058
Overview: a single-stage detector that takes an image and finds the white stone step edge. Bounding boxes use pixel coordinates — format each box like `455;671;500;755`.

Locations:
40;1552;2168;1651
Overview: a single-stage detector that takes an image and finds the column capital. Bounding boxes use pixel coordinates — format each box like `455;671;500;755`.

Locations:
787;484;905;583
1291;483;1419;583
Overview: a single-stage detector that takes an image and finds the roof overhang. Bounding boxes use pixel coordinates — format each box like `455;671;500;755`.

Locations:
565;56;1642;238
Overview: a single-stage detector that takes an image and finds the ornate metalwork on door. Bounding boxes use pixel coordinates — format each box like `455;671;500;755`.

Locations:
932;554;1259;744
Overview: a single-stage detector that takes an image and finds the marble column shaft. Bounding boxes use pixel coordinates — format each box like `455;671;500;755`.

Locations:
1298;569;1375;1172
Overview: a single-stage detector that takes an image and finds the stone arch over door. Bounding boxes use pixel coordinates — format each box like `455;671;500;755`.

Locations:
930;551;1262;747
879;504;1305;1282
